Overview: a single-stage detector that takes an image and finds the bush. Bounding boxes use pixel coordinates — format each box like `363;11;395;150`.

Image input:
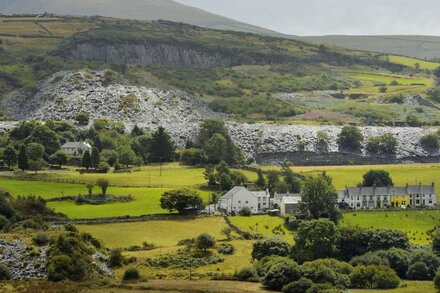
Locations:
434;270;440;289
337;126;363;151
123;267;140;281
252;238;291;260
239;207;252;216
301;259;352;288
406;262;431;280
234;266;259;281
350;265;400;289
255;256;296;276
195;233;216;251
47;255;87;282
306;283;339;293
262;262;302;291
420;134;440;150
350;251;390;267
367;133;397;154
0;263;11;280
109;249;124;268
33;232;50;246
282;277;313;293
180;148;204;165
217;243;235;255
407;250;440;279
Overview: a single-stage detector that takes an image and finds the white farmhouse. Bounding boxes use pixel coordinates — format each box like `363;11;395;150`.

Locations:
279;195;302;217
217;186;270;214
60;141;92;156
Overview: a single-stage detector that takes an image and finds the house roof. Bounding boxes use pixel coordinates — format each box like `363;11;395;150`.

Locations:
61;141;91;148
282;196;301;204
343;185;435;196
220;186;268;200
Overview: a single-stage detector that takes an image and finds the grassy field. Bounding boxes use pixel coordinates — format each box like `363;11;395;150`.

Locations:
386;55;440;70
341;210;440;245
24;165;257;188
229;215;292;242
77;217;255;279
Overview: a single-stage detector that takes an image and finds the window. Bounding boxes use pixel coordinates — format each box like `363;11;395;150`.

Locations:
245;201;248;204
238;200;241;203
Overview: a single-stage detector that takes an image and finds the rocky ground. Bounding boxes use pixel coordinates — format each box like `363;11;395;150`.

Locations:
2;70;439;165
0;238;48;279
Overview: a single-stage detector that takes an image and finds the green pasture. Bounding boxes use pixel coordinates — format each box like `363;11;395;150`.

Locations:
0;177;211;219
76;216;228;248
386;55;440;70
229;215;293;242
341;210;440;245
24;164;257;187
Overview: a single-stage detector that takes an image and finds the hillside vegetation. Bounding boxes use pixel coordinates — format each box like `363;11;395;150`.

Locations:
0;16;439;124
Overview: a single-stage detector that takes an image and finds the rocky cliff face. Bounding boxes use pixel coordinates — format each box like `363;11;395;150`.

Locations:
63;41;233;68
3;70;439;165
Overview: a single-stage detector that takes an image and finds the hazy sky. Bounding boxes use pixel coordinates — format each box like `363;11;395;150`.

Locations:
176;0;439;36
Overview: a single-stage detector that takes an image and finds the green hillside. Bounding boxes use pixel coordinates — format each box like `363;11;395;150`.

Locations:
0;16;439;125
0;0;282;36
303;35;440;60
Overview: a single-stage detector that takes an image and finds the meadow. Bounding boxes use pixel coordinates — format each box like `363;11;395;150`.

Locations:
229;215;292;242
385;55;440;70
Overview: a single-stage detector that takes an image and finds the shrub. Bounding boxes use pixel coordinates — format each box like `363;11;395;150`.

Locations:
180;148;204;165
239;207;252;216
350;251;390;267
420;134;440;150
282;277;313;293
306;283;339;293
109;249;124;268
47;255;87;282
0;263;11;280
406;262;431;280
0;215;9;231
367;133;397;154
434;270;440;289
123;267;140;281
350;265;400;289
217;243;235;255
407;250;440;279
33;232;50;246
337;126;363;151
252;238;291;260
302;259;353;288
234;266;259;281
255;256;297;276
285;216;300;231
195;233;216;251
262;262;302;291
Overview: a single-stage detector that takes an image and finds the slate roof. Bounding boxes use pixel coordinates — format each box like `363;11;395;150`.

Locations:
61;141;91;148
281;196;301;204
343;185;435;196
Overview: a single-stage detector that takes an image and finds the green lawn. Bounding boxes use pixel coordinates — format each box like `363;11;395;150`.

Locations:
341;210;440;245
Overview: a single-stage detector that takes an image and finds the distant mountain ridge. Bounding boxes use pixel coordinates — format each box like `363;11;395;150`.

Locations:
0;0;282;36
302;35;440;60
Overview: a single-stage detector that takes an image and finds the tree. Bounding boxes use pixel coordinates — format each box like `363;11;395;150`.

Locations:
362;170;393;187
81;151;91;170
251;239;291;260
204;165;216;186
197;119;229;145
407;250;440;280
28;159;44;173
0;264;11;280
27;124;60;155
406;262;431;280
282;163;301;193
96;178;109;195
100;149;119;166
118;146;136;167
195;233;216;251
221;227;233;241
266;171;280;195
262;261;302;291
255;169;266;189
3;146;16;169
300;173;340;222
130;125;144;137
130;135;151;162
27;143;45;160
75;112;90;126
180;148;204;166
434;270;440;290
149;127;175;162
203;133;228;164
282;277;313;293
293;219;338;263
86;183;94;196
50;151;68;168
90;147;100;169
338;126;363;151
109;249;124;267
17;144;28;171
427;86;440;103
160;188;203;214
